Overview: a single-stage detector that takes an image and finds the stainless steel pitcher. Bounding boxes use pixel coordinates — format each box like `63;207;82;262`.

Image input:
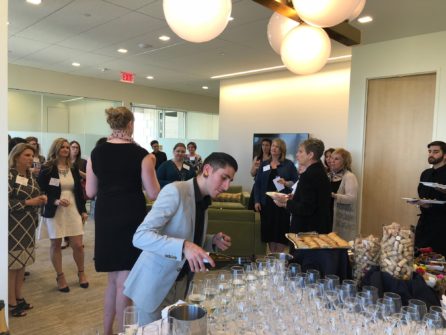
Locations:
167;303;207;335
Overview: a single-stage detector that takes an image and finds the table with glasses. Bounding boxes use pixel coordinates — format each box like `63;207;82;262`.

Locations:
121;256;446;335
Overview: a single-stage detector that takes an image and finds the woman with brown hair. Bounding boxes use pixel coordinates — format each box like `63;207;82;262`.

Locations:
38;138;88;293
254;138;298;252
86;106;160;335
157;142;196;188
328;148;358;241
25;136;45;177
8;143;47;317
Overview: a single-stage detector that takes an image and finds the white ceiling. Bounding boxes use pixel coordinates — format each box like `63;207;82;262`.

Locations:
8;0;446;98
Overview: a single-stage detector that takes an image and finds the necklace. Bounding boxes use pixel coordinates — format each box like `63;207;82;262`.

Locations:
58;167;69;177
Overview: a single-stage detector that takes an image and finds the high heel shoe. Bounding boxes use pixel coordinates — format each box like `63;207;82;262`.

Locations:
78;270;89;289
56;272;70;293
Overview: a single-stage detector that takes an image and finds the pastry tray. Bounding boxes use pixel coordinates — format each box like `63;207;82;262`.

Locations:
285;233;351;250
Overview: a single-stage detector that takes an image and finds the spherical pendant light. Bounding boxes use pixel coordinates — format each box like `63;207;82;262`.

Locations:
348;0;367;22
280;24;331;75
163;0;232;43
267;12;300;54
291;0;361;28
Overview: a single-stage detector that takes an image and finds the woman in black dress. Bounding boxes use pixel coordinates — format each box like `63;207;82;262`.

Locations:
254;138;298;252
86;107;160;335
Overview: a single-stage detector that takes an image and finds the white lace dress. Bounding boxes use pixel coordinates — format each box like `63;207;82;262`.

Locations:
43;169;83;238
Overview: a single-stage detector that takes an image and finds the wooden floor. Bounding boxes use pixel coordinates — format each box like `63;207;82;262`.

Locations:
9;218;110;334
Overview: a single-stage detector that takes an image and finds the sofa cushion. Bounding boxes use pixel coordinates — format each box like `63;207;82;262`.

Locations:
214;192;241;203
209;201;246;210
208;208;254;221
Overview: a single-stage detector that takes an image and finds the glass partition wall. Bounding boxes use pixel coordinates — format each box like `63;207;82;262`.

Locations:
8;89;121;158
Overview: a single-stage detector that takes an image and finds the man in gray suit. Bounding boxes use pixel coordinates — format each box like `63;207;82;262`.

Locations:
124;152;238;324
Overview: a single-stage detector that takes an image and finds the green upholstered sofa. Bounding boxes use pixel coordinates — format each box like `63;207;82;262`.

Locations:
207;186;266;257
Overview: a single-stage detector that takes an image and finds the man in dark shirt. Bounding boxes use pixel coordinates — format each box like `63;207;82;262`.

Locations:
413;141;446;256
124;153;238;324
274;138;331;234
150;140;167;170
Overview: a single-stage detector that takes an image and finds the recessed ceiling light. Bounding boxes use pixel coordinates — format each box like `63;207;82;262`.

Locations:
358;16;373;23
7;21;10;25
202;86;209;90
146;76;154;80
72;62;80;67
159;35;171;42
228;16;234;21
26;0;41;5
117;48;128;54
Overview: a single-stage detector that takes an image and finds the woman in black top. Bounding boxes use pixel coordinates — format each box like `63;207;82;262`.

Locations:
157;142;195;188
86;106;160;335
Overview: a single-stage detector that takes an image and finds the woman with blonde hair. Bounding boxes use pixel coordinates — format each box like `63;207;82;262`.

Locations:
8;143;47;317
254;138;298;252
38;138;88;293
86;106;160;335
328;148;358;241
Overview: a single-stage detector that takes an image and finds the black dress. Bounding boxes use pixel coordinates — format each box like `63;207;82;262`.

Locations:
415;164;446;256
260;169;291;245
91;142;149;272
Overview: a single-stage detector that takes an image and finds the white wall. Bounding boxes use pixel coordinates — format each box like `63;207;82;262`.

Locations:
347;31;446;231
1;0;8;314
219;62;351;190
9;64;218;114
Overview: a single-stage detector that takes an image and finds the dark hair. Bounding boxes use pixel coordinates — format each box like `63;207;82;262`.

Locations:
70;140;83;168
187;142;197;149
258;138;272;158
95;137;107;147
150;140;159;146
428;141;446;154
8;137;27;154
323;147;335;167
202;152;238;172
173;142;186;151
301;138;325;160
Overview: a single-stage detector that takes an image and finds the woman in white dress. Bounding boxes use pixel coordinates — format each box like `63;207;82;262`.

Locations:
38;138;88;292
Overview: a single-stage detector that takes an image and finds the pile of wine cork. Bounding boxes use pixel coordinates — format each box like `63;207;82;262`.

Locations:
380;222;414;280
353;235;380;281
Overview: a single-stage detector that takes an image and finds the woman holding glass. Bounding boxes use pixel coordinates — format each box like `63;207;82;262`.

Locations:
86;106;160;335
254;138;298;252
8;143;47;317
328;148;358;241
157;142;196;188
38;138;89;293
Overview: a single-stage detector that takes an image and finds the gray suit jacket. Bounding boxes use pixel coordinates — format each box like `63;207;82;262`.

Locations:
123;179;214;313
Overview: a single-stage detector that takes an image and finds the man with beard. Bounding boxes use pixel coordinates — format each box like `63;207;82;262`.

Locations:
413;141;446;256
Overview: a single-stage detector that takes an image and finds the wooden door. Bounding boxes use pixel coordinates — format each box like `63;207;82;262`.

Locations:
361;74;436;236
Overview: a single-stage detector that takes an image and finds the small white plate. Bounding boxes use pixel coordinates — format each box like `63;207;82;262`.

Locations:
402;197;446;204
266;191;288;199
420;181;446;190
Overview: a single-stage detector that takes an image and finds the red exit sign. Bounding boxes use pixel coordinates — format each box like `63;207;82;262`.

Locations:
120;71;135;83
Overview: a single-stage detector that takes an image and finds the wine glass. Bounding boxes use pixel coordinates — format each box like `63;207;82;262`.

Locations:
408;299;428;322
357;292;374;312
429;306;446;327
325;274;340;291
187;280;206;305
288;263;302;277
423;312;442;333
142;324;159;335
362;285;378;304
383;292;402;313
342;279;357;295
123;306;139;335
306;269;320;285
204;275;219;314
244;262;257;283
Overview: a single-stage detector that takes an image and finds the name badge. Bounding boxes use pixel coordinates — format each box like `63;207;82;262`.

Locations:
189;157;195;161
49;178;60;187
183;164;190;171
16;176;29;186
263;165;271;172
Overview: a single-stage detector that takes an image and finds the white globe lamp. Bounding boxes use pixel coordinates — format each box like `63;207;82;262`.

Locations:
349;0;367;22
163;0;232;43
267;12;300;54
280;24;331;75
291;0;361;27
